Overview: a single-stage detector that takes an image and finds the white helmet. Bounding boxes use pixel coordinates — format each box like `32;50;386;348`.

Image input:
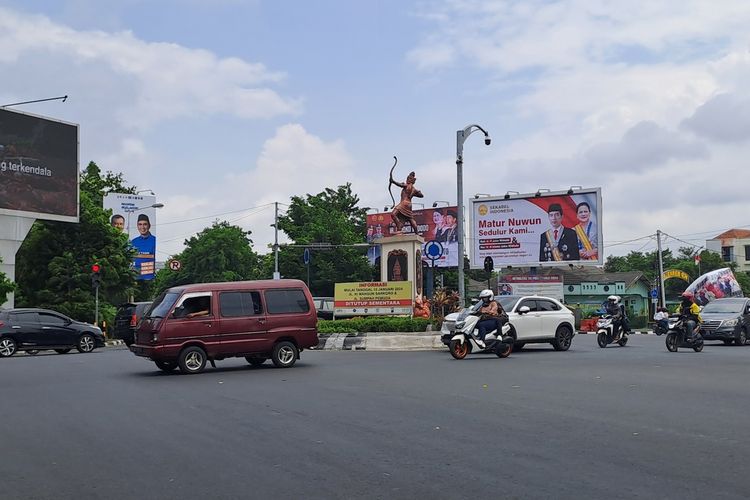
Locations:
479;289;494;300
607;295;619;304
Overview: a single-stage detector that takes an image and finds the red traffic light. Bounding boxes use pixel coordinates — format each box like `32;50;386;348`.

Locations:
91;264;101;273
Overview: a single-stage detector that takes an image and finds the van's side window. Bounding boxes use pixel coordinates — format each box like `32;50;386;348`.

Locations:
265;289;310;314
219;291;262;317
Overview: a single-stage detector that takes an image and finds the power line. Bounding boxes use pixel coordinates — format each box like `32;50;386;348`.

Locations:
158;203;275;226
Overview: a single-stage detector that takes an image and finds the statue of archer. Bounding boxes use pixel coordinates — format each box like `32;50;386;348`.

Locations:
388;156;424;235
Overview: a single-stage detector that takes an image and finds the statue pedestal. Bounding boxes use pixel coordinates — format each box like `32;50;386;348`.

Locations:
379;234;425;302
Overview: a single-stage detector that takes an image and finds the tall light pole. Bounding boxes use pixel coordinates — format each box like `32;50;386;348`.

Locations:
456;124;491;305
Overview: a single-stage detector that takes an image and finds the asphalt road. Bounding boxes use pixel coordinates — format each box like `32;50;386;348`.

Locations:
2;334;750;499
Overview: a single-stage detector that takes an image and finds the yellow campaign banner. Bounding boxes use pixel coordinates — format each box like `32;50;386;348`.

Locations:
662;269;690;282
334;282;413;307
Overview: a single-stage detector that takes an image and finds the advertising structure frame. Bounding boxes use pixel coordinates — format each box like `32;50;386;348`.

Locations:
0;107;80;223
103;192;158;280
470;188;603;269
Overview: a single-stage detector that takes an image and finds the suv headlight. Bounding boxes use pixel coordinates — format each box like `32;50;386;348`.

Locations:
722;319;739;327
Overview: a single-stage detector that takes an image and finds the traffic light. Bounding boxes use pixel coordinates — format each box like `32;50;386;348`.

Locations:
91;263;102;289
483;256;494;273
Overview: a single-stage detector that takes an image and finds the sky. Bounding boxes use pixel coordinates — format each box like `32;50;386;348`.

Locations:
2;0;750;264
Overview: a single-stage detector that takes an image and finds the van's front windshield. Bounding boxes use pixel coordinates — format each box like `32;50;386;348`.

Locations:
145;292;180;319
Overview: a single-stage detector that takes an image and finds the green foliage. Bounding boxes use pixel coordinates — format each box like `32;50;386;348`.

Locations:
318;316;433;333
0;255;16;303
15;162;137;322
276;184;372;296
153;221;263;295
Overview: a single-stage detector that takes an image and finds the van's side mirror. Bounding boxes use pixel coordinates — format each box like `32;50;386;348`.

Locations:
518;306;530;314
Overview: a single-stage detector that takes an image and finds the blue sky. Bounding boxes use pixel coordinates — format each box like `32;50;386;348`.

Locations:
2;0;750;263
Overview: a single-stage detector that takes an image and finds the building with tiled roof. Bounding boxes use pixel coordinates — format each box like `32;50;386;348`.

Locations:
706;229;750;273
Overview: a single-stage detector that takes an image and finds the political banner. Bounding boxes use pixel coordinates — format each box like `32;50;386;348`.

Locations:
685;268;743;306
103;192;158;280
470;188;603;268
366;207;459;267
0;108;79;222
497;275;564;300
334;281;413;317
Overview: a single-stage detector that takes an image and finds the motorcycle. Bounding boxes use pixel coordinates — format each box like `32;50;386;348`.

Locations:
654;321;669;336
448;302;513;360
665;315;704;352
596;314;628;348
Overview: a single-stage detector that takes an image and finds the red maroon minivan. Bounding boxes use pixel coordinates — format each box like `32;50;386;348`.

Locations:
130;279;318;374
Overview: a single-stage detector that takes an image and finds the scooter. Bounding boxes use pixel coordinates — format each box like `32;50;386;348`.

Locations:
448;302;513;360
596;314;628;347
665;315;704;352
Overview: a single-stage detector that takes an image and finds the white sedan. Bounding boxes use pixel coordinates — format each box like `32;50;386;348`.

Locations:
441;295;575;351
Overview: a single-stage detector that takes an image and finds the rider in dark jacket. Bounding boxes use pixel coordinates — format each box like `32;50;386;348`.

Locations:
604;295;628;338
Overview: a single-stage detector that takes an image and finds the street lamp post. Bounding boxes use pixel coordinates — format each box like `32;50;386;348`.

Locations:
456;124;491;306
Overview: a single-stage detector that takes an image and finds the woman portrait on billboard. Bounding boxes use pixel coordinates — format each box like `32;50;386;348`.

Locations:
574;202;598;260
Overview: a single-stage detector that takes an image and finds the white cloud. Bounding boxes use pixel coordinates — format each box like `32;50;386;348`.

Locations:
0;7;301;129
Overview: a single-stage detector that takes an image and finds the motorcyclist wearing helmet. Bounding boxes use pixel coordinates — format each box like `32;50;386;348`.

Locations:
476;289;507;344
678;291;702;342
604;295;627;339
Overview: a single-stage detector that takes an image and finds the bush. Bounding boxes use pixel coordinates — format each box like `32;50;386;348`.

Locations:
629;315;648;329
318;317;433;334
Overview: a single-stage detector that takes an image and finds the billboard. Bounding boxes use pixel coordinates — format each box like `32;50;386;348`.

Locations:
334;281;413;317
497;275;564;301
685;268;743;306
0;108;79;222
470;188;603;269
103;192;158;280
366;206;459;267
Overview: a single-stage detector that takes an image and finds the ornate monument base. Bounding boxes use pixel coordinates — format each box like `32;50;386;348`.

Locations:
378;234;425;302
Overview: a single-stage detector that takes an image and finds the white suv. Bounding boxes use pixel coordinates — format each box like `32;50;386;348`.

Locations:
441;295;575;351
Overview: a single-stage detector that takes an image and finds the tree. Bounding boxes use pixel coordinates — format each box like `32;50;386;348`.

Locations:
15;162;137;323
276;184;372;296
0;255;16;304
153;221;264;295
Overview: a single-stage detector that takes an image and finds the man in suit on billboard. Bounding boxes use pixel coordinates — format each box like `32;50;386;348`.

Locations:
539;203;580;262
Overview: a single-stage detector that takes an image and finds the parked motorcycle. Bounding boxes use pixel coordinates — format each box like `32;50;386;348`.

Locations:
596;314;628;348
665;315;704;352
448;302;513;360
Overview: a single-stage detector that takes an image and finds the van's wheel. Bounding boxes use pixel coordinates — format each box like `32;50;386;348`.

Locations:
0;338;17;357
77;334;96;353
552;325;573;351
245;356;267;367
271;341;298;368
178;346;207;374
496;342;512;358
155;360;178;372
735;328;747;346
55;349;71;354
449;339;469;359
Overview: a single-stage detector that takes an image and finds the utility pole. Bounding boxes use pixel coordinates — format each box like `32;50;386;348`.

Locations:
273;202;280;279
656;230;666;308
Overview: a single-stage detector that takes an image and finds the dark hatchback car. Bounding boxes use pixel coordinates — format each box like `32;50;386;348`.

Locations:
699;297;750;346
0;308;105;357
113;302;152;347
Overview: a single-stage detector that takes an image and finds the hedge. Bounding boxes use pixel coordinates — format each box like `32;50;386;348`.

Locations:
318;317;433;334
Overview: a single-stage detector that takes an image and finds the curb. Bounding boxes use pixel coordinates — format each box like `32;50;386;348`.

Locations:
312;332;444;351
105;339;126;347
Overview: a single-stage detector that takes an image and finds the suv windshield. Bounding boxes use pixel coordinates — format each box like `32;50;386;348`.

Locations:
145;292;180;318
701;299;746;314
497;296;521;311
